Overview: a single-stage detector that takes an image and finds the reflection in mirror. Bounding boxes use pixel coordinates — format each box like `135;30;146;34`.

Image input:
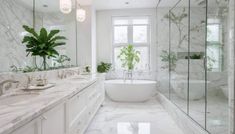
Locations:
34;0;77;70
0;0;34;72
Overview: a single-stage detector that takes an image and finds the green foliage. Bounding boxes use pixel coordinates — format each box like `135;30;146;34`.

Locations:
10;65;41;73
97;62;112;73
185;54;202;59
85;66;91;73
160;50;177;71
22;25;66;70
118;45;140;71
54;55;71;67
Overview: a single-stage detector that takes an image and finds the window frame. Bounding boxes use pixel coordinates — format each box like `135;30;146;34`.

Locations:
207;18;223;72
111;16;151;71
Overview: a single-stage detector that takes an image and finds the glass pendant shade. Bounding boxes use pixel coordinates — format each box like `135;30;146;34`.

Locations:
60;0;72;14
76;8;86;22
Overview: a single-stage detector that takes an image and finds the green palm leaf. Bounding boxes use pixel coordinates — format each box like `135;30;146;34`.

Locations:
22;25;66;70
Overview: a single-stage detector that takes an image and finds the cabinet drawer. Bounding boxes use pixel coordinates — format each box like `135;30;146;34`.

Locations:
11;117;41;134
69;110;87;134
41;103;66;134
68;92;86;124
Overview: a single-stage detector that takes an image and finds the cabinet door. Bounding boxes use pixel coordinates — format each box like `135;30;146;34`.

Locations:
11;118;41;134
41;103;66;134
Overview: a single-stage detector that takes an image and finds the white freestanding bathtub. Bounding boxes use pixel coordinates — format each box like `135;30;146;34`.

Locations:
105;80;157;102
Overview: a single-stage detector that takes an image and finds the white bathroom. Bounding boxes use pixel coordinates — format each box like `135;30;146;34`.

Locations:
0;0;234;134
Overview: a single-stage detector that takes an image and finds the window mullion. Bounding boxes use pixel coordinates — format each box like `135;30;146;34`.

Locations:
128;25;133;45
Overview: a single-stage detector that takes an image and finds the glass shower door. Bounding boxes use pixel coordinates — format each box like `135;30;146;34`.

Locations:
188;0;207;128
169;0;189;113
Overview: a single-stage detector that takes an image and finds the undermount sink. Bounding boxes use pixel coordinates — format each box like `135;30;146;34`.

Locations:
0;93;39;105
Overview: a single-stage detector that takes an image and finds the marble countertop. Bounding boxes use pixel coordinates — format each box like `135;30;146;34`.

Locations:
0;74;99;134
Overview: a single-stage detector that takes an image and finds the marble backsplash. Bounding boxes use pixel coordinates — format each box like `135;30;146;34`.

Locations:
0;67;80;94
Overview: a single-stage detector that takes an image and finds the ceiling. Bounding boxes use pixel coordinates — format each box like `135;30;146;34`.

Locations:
16;0;228;12
17;0;92;12
93;0;159;10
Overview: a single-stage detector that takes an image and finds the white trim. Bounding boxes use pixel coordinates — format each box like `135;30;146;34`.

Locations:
111;16;151;71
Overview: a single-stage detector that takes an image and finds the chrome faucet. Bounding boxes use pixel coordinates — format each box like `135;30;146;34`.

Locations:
0;80;19;95
123;70;133;81
66;69;80;75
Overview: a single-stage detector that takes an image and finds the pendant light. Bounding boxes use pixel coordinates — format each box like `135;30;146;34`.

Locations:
76;5;86;22
60;0;72;14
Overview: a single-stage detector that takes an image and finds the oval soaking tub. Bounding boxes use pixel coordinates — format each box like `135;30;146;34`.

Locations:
105;80;157;102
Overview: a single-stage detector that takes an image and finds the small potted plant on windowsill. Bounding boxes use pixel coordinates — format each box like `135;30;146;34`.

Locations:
97;62;112;73
118;44;140;78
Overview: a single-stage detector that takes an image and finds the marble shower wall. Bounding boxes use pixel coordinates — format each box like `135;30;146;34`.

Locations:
157;6;229;94
157;7;207;92
228;0;235;133
0;0;34;72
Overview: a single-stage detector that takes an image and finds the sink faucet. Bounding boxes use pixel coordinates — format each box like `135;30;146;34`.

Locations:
68;69;80;75
0;80;19;95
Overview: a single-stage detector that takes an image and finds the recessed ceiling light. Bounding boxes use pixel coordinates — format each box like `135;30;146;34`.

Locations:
125;2;129;5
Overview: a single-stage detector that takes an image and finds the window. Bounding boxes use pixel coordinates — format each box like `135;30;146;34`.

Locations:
112;16;150;70
207;18;223;72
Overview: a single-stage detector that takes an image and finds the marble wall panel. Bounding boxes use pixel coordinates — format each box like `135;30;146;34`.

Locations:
0;0;33;72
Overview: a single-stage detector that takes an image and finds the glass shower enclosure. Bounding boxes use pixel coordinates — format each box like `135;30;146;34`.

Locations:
157;0;234;133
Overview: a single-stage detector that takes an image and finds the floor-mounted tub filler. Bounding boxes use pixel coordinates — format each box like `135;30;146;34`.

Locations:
105;80;157;102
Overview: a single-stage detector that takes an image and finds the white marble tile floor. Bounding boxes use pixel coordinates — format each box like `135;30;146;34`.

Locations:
85;98;185;134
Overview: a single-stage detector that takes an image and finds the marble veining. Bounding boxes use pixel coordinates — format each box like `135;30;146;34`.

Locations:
0;0;33;72
85;97;184;134
0;68;101;134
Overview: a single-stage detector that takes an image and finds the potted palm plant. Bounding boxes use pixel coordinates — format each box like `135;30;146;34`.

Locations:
22;25;66;70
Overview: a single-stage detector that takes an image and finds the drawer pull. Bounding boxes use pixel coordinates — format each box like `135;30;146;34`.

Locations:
42;115;47;120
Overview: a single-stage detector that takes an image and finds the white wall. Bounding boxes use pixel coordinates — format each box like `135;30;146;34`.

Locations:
96;8;157;79
77;6;97;72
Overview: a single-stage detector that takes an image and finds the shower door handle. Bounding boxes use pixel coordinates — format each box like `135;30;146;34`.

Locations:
203;56;207;70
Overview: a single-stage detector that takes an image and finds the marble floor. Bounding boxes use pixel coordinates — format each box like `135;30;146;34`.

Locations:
85;98;184;134
171;92;228;134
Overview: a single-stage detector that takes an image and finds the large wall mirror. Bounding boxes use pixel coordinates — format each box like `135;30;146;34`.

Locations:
0;0;78;73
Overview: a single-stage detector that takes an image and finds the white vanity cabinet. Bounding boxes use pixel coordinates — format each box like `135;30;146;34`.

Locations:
10;78;104;134
41;103;66;134
11;103;66;134
11;118;41;134
67;78;105;134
